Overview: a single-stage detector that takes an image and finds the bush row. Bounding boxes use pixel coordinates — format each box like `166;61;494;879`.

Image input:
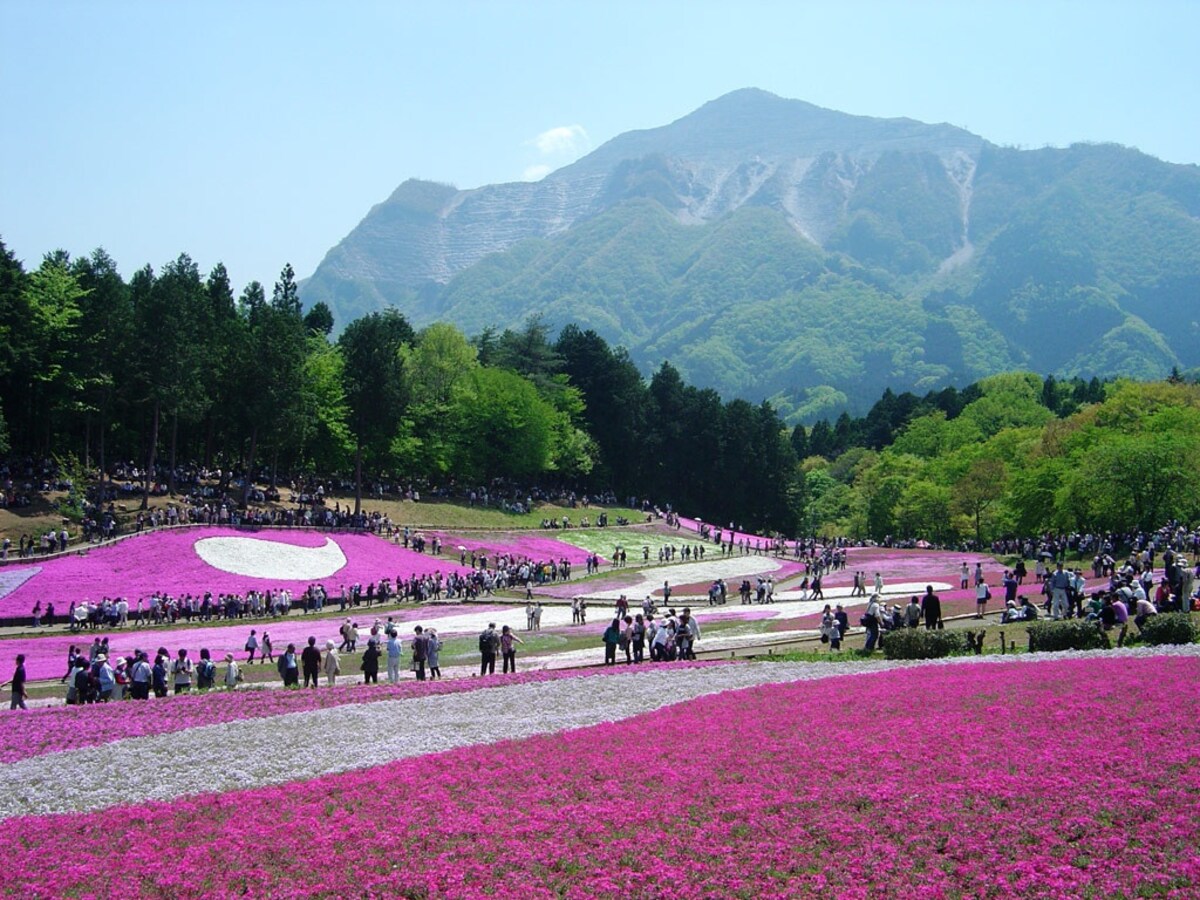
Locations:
881;629;969;660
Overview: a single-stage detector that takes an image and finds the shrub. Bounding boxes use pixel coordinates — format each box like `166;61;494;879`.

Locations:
881;628;968;660
1140;612;1199;646
1027;620;1109;653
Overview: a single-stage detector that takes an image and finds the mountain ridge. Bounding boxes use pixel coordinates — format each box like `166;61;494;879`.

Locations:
300;89;1200;419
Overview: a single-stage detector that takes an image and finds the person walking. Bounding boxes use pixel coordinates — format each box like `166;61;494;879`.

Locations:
223;653;241;689
862;594;882;653
975;578;991;619
244;629;259;664
500;624;523;673
260;632;274;665
6;655;28;710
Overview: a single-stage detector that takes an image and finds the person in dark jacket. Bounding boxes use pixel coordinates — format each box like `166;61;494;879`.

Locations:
361;639;381;684
300;636;322;688
922;585;942;629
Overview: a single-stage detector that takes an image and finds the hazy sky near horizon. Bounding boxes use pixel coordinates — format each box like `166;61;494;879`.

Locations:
2;0;1196;295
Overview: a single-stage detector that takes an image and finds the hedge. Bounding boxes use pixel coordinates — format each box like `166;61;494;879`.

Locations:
1140;612;1199;646
881;629;968;660
1027;619;1109;653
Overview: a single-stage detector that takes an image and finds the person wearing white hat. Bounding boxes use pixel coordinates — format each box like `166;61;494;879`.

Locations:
323;640;341;687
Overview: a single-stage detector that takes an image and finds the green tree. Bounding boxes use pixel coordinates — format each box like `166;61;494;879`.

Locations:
338;309;414;512
303;301;334;336
952;457;1008;546
397;322;477;477
24;256;86;452
455;367;555;480
72;248;131;480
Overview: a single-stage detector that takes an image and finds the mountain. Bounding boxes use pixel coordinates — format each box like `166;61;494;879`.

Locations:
301;89;1200;419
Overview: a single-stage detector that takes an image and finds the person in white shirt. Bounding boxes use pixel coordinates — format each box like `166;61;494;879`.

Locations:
223;653;240;688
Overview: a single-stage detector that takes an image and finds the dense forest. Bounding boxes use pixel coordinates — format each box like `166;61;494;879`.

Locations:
3;239;1198;541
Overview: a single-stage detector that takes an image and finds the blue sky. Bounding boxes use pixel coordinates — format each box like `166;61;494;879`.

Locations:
2;0;1196;295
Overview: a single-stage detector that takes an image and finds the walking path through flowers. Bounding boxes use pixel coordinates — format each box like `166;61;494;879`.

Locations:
4;644;1195;821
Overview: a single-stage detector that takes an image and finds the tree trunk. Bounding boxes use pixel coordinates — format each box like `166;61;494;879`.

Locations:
98;413;107;504
241;425;258;509
168;412;179;497
353;440;363;517
84;416;91;471
142;399;160;511
203;414;214;470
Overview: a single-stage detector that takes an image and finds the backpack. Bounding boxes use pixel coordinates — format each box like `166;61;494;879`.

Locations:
479;631;492;653
200;660;216;681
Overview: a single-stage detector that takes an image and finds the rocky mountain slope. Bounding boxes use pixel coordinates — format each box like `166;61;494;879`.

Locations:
301;89;1200;419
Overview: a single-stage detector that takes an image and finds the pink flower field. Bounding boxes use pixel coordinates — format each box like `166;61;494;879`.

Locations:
433;530;601;566
3;653;1198;898
0;527;470;617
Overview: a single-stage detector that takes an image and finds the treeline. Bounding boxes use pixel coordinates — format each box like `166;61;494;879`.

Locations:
5;239;1197;543
0;242;800;532
792;371;1200;543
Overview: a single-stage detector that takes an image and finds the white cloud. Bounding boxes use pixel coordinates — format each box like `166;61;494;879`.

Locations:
530;124;590;157
521;164;553;182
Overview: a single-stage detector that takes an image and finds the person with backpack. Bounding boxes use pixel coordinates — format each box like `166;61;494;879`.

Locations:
631;614;647;663
602;618;621;665
479;623;500;675
196;649;217;690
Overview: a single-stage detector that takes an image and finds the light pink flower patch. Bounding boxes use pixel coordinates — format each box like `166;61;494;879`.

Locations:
0;528;470;617
2;654;1197;898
